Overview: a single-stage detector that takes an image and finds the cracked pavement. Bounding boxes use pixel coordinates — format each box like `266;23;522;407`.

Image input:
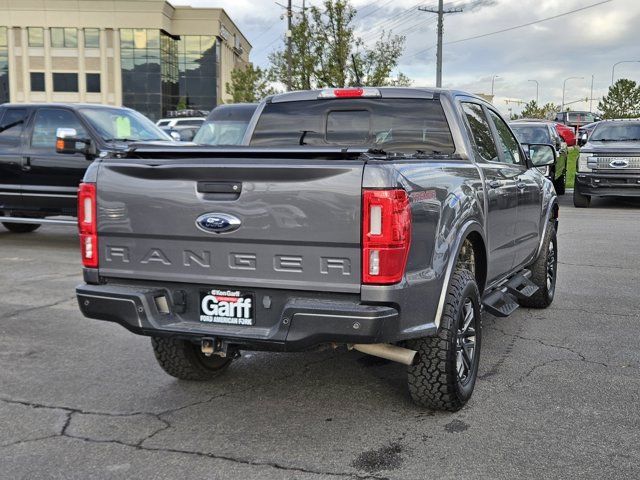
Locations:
1;195;639;479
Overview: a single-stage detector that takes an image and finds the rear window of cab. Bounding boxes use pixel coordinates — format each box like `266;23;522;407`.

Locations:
250;98;455;154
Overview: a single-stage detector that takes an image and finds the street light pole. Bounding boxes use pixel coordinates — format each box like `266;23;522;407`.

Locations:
611;60;640;86
590;74;594;113
562;76;583;111
491;75;500;96
528;79;539;104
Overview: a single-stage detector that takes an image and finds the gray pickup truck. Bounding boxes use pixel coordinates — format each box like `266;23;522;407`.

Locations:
73;88;559;411
574;119;640;207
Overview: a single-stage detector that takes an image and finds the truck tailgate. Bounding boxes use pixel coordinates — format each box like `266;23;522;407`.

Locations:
96;156;364;293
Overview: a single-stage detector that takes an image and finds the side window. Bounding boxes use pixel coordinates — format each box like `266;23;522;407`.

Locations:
460;102;498;162
0;108;28;146
487;110;523;165
31;108;87;150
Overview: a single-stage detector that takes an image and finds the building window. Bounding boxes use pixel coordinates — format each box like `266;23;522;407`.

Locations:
0;27;8;104
30;72;45;92
51;28;78;48
86;73;101;93
28;27;44;47
84;29;100;48
53;73;78;92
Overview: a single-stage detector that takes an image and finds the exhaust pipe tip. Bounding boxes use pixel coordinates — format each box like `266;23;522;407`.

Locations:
351;343;418;366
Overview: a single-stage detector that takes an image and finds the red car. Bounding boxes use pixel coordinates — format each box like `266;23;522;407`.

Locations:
554;122;576;147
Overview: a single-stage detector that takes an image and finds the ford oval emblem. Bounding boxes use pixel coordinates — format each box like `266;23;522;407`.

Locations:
610;159;629;168
196;213;241;234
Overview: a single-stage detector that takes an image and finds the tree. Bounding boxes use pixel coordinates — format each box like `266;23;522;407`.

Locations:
598;79;640;119
269;0;410;90
225;65;278;103
513;100;560;120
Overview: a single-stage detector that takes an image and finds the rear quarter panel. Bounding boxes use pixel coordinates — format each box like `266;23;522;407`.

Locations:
361;158;485;339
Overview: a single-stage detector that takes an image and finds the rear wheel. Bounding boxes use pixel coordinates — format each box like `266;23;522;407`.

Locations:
554;171;566;195
406;269;481;411
151;337;232;381
573;189;590;208
2;222;41;233
520;222;557;308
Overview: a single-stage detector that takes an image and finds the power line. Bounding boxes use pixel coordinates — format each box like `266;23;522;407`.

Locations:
357;0;397;21
446;0;612;45
403;0;613;61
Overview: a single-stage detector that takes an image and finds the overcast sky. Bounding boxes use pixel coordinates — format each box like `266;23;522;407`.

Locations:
171;0;640;115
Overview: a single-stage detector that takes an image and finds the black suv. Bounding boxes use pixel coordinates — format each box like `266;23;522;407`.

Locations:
0;103;172;232
574;119;640;207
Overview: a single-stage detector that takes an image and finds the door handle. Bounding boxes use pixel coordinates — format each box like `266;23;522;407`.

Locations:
21;156;31;171
486;180;501;189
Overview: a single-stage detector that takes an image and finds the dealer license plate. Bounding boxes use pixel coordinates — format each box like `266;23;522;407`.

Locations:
199;288;254;326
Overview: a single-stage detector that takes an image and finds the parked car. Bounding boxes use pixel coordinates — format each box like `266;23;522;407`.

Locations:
555;111;599;132
515;118;576;147
574;119;640;207
554;122;577;147
160;125;200;142
510;120;568;194
192;103;258;146
72;87;558;411
578;121;600;141
0;103;173;232
156;117;205;129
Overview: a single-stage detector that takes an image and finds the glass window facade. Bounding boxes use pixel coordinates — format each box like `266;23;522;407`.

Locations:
51;28;78;48
84;29;100;48
179;35;218;113
28;27;44;47
121;29;218;121
0;28;8;104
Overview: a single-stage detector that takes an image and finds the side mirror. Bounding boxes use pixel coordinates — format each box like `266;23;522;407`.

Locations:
527;143;556;167
169;131;181;142
577;132;588;147
56;127;92;157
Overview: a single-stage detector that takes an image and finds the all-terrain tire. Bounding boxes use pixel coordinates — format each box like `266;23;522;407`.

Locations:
519;222;557;309
573;189;590;208
554;171;566;195
406;268;482;411
2;222;41;233
151;337;232;381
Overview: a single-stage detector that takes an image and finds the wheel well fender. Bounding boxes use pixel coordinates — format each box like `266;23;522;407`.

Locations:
433;220;487;328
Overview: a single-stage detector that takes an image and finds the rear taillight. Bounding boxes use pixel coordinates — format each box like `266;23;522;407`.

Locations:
78;182;98;268
362;189;411;285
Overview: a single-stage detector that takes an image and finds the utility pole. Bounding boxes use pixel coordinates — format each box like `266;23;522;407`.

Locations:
286;0;293;91
589;75;594;112
418;1;463;88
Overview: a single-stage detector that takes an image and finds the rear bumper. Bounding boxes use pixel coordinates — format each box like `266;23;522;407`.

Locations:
575;173;640;196
76;282;409;351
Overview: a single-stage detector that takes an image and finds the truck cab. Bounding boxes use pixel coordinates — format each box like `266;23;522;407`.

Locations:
0;103;173;232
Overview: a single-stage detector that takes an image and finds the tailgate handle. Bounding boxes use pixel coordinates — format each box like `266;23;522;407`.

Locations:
197;182;242;195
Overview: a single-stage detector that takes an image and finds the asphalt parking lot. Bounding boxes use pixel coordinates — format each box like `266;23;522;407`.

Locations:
1;194;639;480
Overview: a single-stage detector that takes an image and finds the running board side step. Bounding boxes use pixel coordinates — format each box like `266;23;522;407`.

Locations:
483;290;519;317
482;270;538;317
0;216;76;226
506;275;539;300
